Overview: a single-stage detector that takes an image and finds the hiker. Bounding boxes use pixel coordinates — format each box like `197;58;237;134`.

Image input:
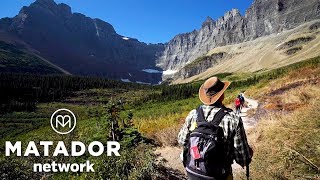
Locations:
178;77;253;180
235;95;241;115
239;93;245;110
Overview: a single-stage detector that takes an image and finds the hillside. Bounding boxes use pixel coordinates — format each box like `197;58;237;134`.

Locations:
0;0;319;84
158;0;320;79
0;41;66;74
152;56;320;179
173;20;320;84
0;0;164;84
0;0;319;178
0;56;319;179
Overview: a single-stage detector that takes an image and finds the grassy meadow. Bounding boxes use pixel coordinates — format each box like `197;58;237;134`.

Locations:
0;56;319;179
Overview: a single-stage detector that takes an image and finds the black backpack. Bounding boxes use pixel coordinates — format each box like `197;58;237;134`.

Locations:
183;106;231;179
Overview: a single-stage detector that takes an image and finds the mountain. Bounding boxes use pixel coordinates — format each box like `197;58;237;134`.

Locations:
0;0;164;84
0;0;319;84
157;0;320;80
173;20;320;83
0;40;65;74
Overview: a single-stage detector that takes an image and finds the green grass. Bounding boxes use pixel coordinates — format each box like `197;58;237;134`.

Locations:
0;41;62;74
183;52;226;70
0;100;160;179
129;56;320;140
0;55;319;179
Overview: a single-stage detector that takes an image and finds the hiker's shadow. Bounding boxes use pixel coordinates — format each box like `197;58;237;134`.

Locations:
155;164;187;180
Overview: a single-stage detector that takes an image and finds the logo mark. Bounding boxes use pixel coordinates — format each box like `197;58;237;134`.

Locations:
50;109;76;135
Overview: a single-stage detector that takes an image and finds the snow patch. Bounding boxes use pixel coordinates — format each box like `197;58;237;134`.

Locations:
121;79;131;83
94;21;100;37
163;70;177;75
128;73;132;77
136;81;151;85
142;69;162;73
142;69;178;75
122;37;130;40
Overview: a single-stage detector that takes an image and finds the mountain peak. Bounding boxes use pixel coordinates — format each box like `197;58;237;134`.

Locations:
33;0;57;8
202;16;215;28
224;8;241;18
204;16;214;23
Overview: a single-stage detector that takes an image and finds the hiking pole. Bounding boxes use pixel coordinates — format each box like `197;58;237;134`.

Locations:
246;165;250;180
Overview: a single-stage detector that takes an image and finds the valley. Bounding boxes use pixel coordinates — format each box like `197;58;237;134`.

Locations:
0;56;319;179
0;0;319;179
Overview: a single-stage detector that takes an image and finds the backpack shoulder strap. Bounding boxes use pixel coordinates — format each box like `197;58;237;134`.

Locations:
211;106;231;126
196;106;205;122
196;106;215;122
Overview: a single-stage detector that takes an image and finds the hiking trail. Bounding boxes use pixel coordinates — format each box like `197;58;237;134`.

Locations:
154;95;259;179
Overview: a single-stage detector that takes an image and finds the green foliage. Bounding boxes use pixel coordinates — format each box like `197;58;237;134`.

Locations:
0;73;148;113
0;41;62;74
1;55;319;179
95;144;159;180
183;52;226;70
0;157;38;180
279;36;315;49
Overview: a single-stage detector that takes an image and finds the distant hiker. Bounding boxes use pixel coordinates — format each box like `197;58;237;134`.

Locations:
239;93;245;110
235;95;241;115
178;77;253;180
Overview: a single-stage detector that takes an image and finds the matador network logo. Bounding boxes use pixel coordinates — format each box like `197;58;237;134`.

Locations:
50;108;77;134
5;108;121;173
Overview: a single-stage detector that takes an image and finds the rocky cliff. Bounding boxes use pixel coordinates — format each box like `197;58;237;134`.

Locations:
1;0;319;83
0;0;164;83
157;0;320;78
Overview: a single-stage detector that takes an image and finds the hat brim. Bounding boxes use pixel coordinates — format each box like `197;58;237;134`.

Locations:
199;81;231;105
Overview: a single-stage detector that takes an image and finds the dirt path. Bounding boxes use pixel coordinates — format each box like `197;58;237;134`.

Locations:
232;95;259;175
240;95;259;129
154;146;187;179
155;95;259;179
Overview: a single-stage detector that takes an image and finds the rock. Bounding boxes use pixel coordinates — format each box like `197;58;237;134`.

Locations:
157;0;320;80
0;0;164;84
1;0;319;83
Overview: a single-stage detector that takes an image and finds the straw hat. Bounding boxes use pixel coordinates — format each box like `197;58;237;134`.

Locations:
199;77;231;105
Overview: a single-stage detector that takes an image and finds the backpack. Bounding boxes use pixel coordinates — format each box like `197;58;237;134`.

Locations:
183;106;230;179
235;98;241;107
239;95;245;104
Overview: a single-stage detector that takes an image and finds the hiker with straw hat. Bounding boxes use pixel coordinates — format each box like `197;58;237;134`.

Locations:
178;77;253;180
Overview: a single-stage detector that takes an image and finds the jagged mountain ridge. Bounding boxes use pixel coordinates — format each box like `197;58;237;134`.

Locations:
0;0;164;84
157;0;320;78
0;0;319;83
172;20;320;83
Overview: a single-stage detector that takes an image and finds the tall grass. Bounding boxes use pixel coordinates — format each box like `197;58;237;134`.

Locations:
246;90;320;179
133;56;320;144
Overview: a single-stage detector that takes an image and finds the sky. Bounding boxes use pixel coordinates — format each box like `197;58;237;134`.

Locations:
0;0;253;44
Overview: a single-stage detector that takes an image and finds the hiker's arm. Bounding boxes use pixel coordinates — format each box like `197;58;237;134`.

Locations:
233;117;252;167
177;109;195;145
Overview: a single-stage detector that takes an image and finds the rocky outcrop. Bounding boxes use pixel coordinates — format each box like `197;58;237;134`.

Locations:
175;52;229;79
0;0;164;83
157;0;320;78
156;9;244;72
